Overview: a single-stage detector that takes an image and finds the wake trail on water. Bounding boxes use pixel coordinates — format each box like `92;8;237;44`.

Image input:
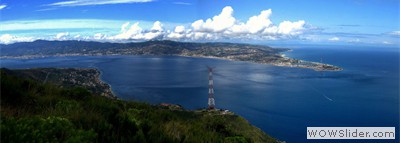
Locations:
323;94;333;101
305;83;334;102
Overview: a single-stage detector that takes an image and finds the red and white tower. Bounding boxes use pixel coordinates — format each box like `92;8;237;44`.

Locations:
208;67;215;109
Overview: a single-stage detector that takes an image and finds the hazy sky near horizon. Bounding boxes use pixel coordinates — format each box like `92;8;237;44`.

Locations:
0;0;399;46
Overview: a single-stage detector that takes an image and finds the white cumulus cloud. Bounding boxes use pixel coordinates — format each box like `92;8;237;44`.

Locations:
111;21;164;40
187;6;306;40
276;20;305;35
151;21;163;32
113;22;143;40
192;6;236;33
230;9;273;34
56;32;70;40
174;26;186;33
0;34;34;44
120;22;130;32
167;26;188;39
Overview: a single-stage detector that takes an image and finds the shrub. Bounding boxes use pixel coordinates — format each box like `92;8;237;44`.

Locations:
1;116;96;143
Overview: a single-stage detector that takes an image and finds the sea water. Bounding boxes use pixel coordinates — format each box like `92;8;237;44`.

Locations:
1;45;398;143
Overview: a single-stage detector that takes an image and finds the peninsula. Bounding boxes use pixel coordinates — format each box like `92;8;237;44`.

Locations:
0;40;342;71
3;68;115;98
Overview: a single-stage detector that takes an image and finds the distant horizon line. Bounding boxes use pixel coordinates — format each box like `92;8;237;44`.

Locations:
1;39;399;48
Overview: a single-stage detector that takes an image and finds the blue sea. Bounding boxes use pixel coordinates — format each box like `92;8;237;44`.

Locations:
1;45;399;143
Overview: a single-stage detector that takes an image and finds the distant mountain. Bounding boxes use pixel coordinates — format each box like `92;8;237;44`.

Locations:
0;40;284;56
0;40;342;71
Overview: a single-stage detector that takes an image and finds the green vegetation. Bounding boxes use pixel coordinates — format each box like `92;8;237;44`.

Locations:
1;68;279;143
8;68;115;98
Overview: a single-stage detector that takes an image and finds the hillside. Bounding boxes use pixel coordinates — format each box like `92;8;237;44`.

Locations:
2;68;115;98
0;40;342;71
0;68;280;143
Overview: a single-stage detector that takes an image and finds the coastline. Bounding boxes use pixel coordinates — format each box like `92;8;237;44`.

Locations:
4;67;118;99
0;53;343;71
0;40;343;71
95;67;118;99
184;54;343;71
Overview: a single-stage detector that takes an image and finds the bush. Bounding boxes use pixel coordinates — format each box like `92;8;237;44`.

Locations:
1;116;97;143
61;87;91;100
224;136;248;143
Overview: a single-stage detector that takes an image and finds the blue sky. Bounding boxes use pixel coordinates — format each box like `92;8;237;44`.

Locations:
0;0;399;46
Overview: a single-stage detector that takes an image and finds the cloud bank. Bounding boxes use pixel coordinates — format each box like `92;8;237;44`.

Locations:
107;6;307;42
9;6;396;45
0;6;308;44
0;34;34;44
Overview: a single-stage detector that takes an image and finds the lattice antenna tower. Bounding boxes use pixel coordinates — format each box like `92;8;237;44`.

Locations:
207;66;215;109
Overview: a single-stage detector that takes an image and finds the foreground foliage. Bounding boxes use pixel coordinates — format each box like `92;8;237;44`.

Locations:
0;68;278;143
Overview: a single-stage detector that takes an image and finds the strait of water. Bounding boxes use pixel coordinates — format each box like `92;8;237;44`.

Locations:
1;45;399;143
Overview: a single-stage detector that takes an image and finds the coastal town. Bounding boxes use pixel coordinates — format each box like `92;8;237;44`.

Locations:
5;68;115;98
0;40;342;71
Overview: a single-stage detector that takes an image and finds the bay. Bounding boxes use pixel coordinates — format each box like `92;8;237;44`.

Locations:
1;45;398;143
